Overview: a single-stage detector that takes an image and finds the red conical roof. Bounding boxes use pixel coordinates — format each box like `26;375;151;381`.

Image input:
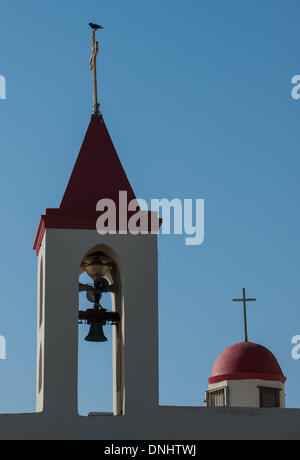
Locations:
33;115;160;255
60;115;136;211
208;342;287;384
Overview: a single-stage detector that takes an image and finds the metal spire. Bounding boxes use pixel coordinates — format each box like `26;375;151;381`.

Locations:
89;23;103;115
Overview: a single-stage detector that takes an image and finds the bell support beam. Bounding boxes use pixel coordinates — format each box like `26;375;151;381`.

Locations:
79;310;120;323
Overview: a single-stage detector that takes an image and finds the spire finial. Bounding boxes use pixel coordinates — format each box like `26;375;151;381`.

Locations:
232;288;257;342
89;23;104;115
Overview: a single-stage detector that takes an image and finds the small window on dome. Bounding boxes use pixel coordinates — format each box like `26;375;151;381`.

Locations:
206;388;229;407
259;387;281;408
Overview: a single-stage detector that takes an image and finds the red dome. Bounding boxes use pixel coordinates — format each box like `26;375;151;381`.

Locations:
209;342;286;384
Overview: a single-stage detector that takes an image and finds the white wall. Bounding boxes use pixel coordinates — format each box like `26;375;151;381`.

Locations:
0;405;299;440
36;228;159;418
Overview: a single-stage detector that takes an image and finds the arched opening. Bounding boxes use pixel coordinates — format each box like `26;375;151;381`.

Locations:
77;245;123;416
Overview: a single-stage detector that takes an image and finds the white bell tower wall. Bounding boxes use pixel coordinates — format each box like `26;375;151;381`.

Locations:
35;228;159;418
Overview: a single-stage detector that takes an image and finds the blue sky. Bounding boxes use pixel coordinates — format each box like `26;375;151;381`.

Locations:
0;0;300;414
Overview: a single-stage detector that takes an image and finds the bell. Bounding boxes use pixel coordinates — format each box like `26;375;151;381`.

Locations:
85;322;108;343
81;252;113;281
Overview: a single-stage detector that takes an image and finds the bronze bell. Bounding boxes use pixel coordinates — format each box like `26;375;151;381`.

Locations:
85;322;108;343
81;251;113;281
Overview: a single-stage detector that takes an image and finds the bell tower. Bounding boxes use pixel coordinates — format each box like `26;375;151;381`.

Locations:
34;113;160;417
34;25;160;416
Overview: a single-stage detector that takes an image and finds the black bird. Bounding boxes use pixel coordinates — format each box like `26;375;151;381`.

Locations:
89;23;104;31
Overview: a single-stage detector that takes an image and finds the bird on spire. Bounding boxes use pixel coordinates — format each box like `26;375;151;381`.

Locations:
89;23;104;31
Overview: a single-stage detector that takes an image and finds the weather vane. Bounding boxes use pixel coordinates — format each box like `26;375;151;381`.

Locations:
232;288;256;342
89;23;104;115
